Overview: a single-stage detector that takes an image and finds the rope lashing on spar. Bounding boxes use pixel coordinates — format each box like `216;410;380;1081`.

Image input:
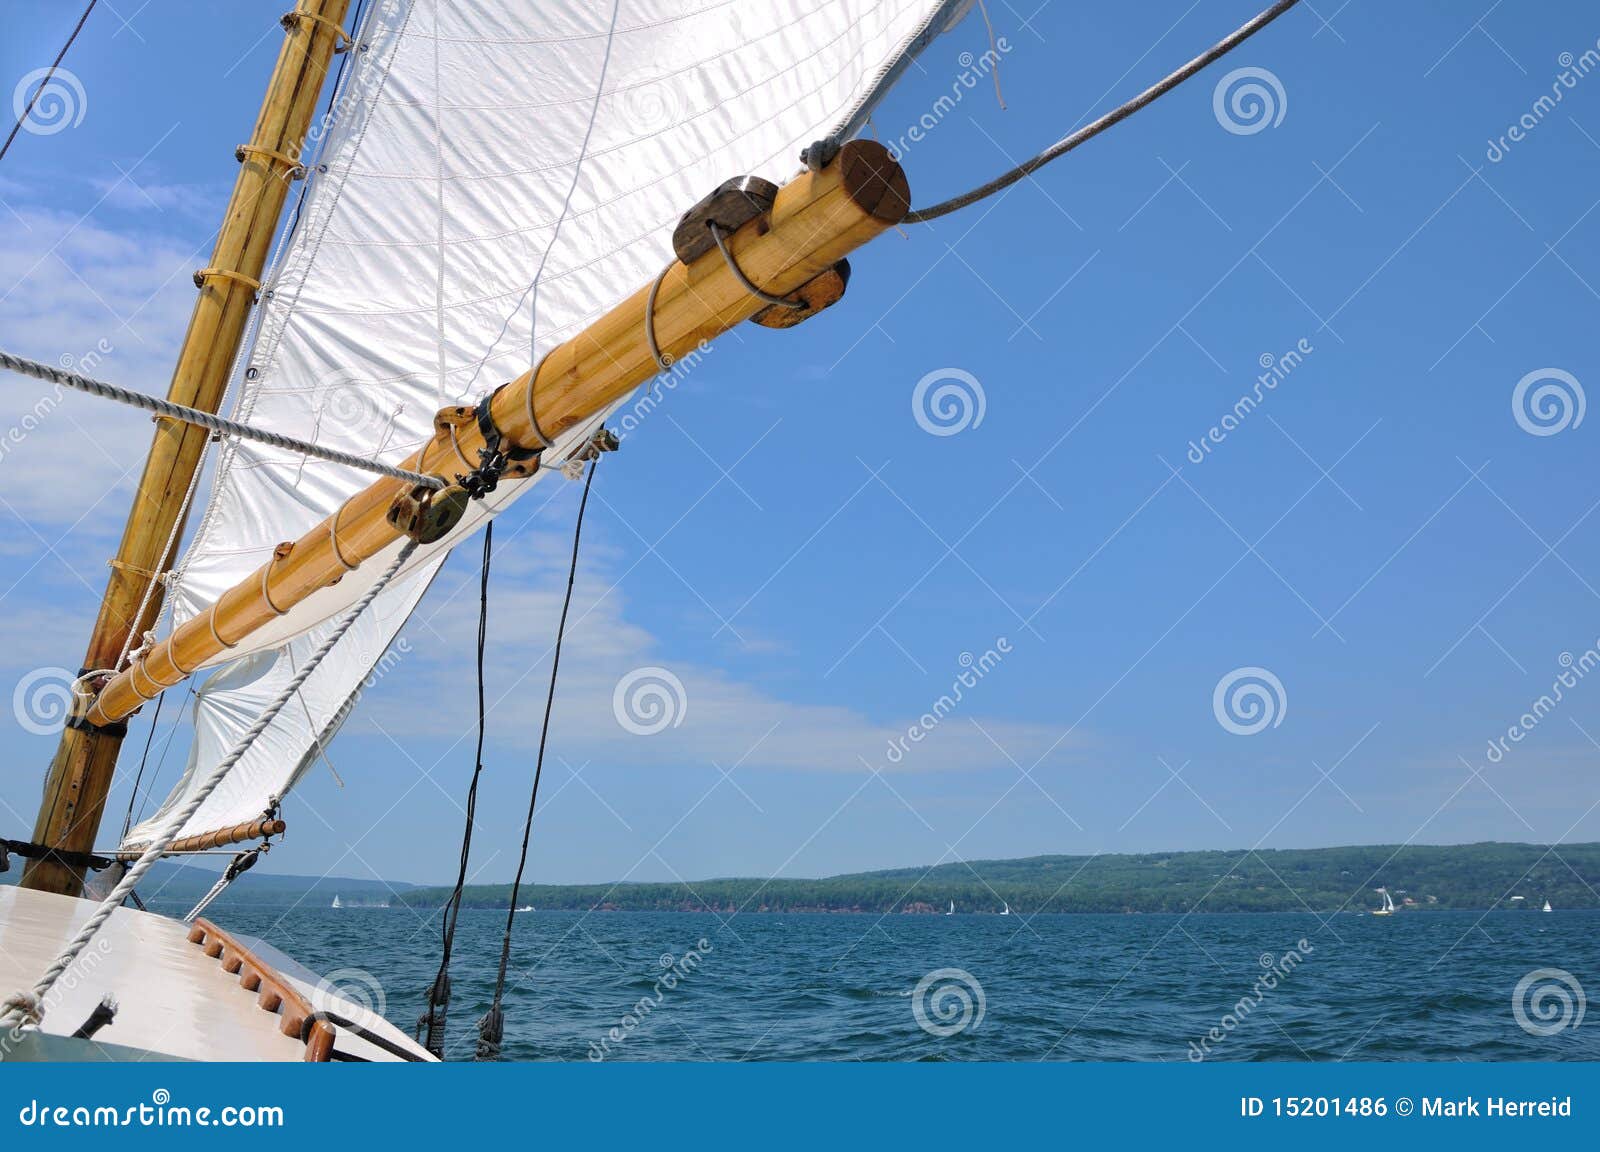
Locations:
838;0;1302;222
0;349;444;489
182;844;265;923
0;541;420;1035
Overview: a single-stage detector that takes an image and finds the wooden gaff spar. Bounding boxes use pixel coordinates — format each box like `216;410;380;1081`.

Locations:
21;0;354;896
84;140;910;730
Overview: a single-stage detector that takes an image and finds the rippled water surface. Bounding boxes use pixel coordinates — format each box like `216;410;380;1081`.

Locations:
189;906;1599;1061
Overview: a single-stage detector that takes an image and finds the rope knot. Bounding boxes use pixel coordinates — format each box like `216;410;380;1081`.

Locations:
2;991;44;1028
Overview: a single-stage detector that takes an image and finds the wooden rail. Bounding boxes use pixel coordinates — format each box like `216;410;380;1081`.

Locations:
188;918;335;1061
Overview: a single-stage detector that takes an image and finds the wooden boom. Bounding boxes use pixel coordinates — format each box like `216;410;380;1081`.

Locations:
86;141;909;728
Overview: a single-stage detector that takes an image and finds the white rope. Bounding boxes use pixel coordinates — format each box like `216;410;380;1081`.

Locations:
0;349;444;489
0;541;419;1032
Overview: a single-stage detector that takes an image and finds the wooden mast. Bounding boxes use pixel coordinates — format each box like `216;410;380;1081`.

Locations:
86;141;911;729
22;1;354;897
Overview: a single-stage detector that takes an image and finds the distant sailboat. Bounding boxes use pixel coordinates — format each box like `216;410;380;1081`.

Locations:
515;905;534;913
330;895;342;909
1543;899;1553;913
946;901;954;916
1371;887;1395;916
999;902;1010;916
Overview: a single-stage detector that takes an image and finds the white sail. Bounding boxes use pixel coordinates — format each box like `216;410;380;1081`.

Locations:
128;0;970;851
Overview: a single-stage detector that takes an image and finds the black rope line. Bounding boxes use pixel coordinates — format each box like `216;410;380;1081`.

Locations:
118;690;165;843
417;520;494;1058
903;0;1301;223
476;456;599;1061
0;0;99;165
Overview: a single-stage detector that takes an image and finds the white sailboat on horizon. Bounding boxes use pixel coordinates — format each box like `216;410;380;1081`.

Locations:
1371;887;1395;916
1543;898;1553;913
946;901;954;916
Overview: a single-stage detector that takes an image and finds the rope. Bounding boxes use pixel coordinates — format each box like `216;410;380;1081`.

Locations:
707;222;802;310
903;0;1301;223
0;349;444;489
0;0;99;165
418;522;494;1058
0;542;419;1033
477;456;599;1062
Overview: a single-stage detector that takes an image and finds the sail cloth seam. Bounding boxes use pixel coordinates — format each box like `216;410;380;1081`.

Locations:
0;350;444;489
0;542;420;1033
901;0;1302;222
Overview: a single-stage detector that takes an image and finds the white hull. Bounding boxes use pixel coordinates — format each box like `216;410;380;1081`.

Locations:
0;886;430;1062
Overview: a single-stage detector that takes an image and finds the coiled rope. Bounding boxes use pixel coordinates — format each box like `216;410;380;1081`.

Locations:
902;0;1301;223
0;349;443;489
0;541;419;1033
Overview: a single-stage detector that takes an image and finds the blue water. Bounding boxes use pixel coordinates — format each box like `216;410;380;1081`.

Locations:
188;906;1599;1061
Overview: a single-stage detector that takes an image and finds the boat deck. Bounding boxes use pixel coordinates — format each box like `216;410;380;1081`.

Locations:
0;885;430;1061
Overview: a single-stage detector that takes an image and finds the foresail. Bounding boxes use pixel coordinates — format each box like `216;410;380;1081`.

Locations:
135;0;966;850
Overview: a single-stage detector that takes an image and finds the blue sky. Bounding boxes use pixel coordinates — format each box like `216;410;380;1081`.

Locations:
2;0;1598;890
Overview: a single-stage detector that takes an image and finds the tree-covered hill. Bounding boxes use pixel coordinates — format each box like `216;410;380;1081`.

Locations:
389;842;1600;915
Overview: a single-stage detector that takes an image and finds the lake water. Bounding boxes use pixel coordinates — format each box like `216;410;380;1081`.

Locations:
182;905;1599;1061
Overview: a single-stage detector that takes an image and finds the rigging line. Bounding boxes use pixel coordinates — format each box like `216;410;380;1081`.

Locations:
132;682;194;830
0;0;99;165
0;349;445;489
476;456;599;1062
417;520;495;1058
0;541;420;1033
901;0;1302;224
118;691;165;843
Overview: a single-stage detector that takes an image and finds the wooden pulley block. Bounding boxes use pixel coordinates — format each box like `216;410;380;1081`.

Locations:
672;176;780;264
387;482;470;544
750;260;851;329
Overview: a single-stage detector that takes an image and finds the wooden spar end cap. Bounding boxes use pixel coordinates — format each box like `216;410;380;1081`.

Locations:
836;140;911;224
